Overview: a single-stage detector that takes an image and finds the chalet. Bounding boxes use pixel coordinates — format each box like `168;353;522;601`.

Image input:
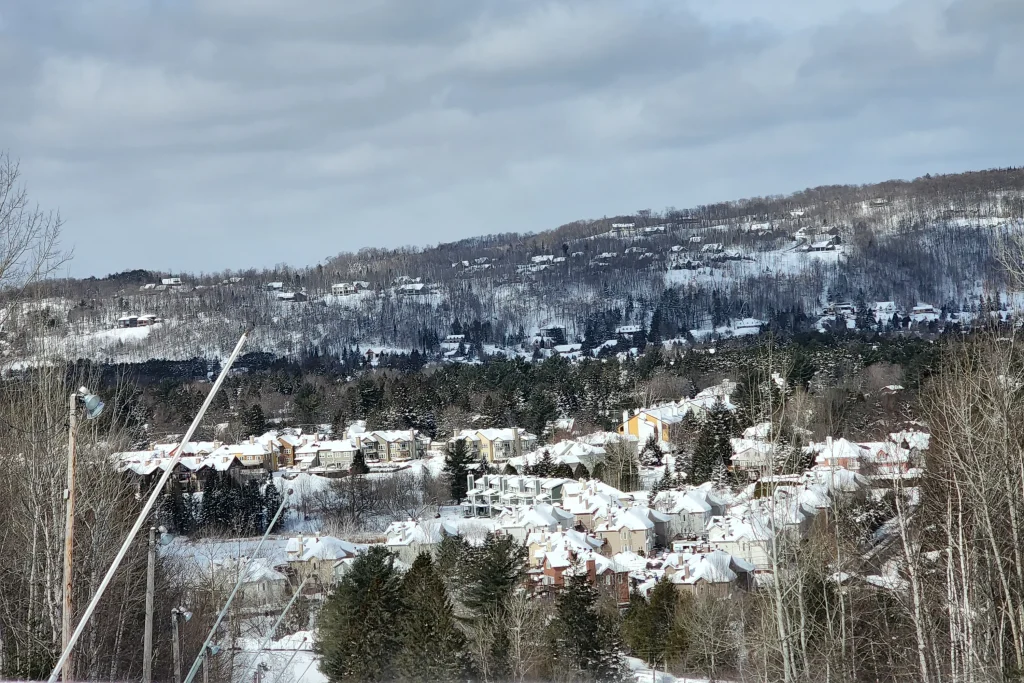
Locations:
265;282;285;291
664;549;755;597
385;519;457;564
397;282;428;296
161;277;182;287
117;315;139;328
593;507;655;556
615;324;643;341
276;291;308;303
331;282;357;296
700;243;723;254
286;535;360;588
530;254;555;264
809;238;836;252
138;314;158;326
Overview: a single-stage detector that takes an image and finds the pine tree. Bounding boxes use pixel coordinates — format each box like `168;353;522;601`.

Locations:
535;449;556;477
549;572;627;682
316;546;404;682
443;438;476;503
638;434;664;467
262;476;282;533
621;579;680;668
242;403;267;437
395;554;473;683
647;466;676;506
460;533;528;679
690;400;738;486
350;449;369;475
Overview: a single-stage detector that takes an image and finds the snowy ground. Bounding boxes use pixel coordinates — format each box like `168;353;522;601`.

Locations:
235;631;326;683
626;656;724;683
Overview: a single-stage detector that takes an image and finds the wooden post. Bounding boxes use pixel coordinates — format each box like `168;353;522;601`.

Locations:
172;611;182;683
62;392;77;681
143;527;156;683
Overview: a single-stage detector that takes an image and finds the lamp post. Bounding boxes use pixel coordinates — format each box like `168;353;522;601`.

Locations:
62;387;104;681
171;607;193;683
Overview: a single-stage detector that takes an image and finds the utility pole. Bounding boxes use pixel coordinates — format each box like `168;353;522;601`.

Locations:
172;610;183;683
143;527;156;683
201;649;209;683
61;392;77;682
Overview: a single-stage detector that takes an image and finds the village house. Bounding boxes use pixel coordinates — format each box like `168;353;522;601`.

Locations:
449;428;537;462
462;474;575;518
355;430;427;461
528;529;630;607
593;507;656;556
285;535;360;588
276;291;308;303
384;519;458;564
664;549;755;597
497;503;575;542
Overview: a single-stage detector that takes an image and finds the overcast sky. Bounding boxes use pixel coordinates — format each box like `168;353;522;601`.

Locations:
1;0;1021;277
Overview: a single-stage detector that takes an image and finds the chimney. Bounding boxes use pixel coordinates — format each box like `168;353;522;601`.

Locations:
296;534;304;557
467;473;475;493
622;410;629;426
586;558;597;584
514;428;522;456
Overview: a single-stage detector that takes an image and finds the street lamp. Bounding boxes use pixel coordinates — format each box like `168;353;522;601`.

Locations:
171;607;193;683
61;386;105;682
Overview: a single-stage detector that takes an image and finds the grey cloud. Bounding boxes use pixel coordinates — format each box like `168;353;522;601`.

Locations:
0;0;1020;275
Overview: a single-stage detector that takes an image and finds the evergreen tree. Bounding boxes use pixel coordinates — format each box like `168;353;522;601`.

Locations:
396;554;473;683
549;572;627;682
349;449;369;475
458;533;527;680
535;449;556;477
690;400;738;486
433;534;470;593
638;434;664;467
553;462;575;479
443;438;476;503
647;467;676;506
317;546;404;682
621;579;681;667
242;403;267;437
263;476;282;533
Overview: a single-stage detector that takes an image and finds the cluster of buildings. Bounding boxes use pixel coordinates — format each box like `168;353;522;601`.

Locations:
117;424;432;489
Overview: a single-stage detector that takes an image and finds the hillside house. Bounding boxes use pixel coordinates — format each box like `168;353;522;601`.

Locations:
700;243;724;254
618;404;687;445
529;534;630;607
450;428;537;462
354;430;426;461
385;519;457;564
265;282;285;291
161;277;183;287
664;549;755;597
594;507;656;556
276;291;308;303
498;503;575;542
286;535;360;588
117;315;139;328
397;283;428;296
331;282;357;295
463;475;574;517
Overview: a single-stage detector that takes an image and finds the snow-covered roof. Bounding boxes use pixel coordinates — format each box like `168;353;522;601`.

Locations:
285;536;359;563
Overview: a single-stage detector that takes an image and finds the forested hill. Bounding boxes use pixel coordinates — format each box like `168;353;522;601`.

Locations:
6;167;1024;364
